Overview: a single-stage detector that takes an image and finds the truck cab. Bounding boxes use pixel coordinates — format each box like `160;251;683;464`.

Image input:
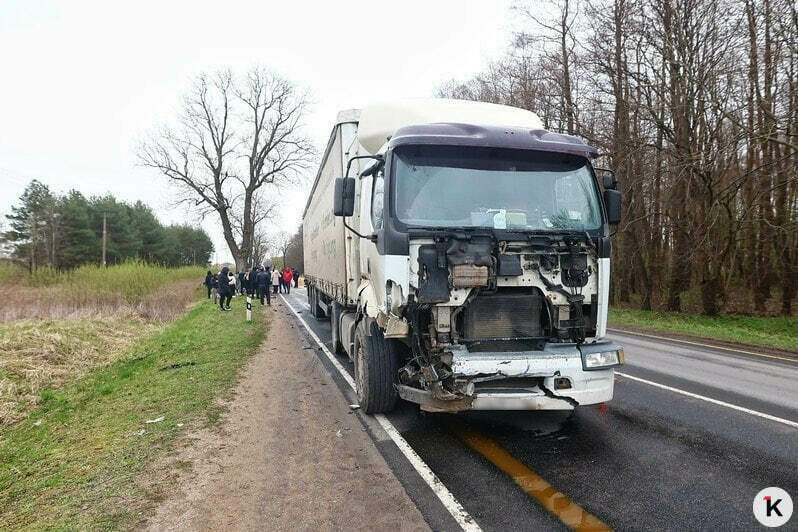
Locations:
305;99;623;414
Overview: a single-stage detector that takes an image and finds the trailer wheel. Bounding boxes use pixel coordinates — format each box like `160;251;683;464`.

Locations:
354;321;399;413
307;286;316;317
311;288;326;321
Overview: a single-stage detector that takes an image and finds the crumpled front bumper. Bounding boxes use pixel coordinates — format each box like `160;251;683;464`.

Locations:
397;341;621;412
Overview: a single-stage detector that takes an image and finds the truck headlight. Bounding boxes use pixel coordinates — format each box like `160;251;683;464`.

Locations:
583;349;624;370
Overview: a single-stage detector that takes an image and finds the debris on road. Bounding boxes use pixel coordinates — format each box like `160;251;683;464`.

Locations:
336;429;342;438
349;404;360;411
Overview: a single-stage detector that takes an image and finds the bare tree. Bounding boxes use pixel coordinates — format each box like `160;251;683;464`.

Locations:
250;225;274;268
283;229;304;273
138;67;315;270
514;0;582;134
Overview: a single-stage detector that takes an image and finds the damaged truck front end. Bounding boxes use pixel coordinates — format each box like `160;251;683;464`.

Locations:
330;119;624;413
393;231;623;412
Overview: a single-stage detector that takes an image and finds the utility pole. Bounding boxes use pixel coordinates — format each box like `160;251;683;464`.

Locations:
102;213;107;267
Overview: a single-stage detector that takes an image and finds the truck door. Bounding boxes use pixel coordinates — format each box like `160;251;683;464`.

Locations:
359;166;386;313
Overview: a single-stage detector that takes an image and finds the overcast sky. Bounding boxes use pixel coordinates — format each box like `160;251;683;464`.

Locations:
0;0;518;263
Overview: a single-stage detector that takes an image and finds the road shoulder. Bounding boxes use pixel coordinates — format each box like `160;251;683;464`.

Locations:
146;298;430;531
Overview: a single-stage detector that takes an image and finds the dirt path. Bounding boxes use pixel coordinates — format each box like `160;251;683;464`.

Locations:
146;298;430;531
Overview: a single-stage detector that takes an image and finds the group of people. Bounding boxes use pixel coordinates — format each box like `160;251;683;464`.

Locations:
203;265;300;312
273;267;299;294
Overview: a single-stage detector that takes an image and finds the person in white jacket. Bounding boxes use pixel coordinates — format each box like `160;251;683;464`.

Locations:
271;268;280;295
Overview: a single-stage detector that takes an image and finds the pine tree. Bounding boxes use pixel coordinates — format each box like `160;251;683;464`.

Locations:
3;180;54;271
58;191;99;268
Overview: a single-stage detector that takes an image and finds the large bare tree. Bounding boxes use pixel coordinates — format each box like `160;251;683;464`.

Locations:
138;67;314;270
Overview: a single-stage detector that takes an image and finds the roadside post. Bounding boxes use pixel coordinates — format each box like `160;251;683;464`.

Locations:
246;295;252;322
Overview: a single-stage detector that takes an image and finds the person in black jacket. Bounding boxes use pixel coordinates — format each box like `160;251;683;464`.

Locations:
256;266;270;305
204;271;213;299
217;266;233;311
248;266;258;297
237;270;246;295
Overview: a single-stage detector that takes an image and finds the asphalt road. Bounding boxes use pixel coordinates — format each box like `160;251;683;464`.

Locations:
282;288;798;531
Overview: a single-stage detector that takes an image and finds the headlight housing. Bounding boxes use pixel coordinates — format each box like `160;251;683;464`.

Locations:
581;347;624;370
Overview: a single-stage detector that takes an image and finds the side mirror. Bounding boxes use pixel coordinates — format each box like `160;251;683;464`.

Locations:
604;189;622;225
602;171;618;190
333;177;355;217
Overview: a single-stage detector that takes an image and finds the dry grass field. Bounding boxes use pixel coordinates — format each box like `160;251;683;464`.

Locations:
0;262;206;425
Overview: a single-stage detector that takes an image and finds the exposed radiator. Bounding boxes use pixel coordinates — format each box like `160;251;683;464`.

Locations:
462;290;544;340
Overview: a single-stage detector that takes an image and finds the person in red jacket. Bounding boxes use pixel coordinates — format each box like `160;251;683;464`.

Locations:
282;267;293;294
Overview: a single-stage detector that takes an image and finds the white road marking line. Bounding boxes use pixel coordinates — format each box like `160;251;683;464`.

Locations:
280;294;481;532
608;328;797;363
615;372;798;429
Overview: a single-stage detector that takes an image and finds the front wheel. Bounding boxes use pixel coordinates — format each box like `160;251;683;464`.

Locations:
354;321;399;414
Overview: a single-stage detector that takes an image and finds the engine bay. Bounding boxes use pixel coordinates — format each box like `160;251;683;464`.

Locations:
393;231;605;407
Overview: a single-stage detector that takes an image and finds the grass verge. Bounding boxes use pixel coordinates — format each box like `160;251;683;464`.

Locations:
0;299;267;530
0;317;159;425
609;307;798;352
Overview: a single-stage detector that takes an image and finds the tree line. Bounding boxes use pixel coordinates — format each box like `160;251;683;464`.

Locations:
2;180;213;270
439;0;796;316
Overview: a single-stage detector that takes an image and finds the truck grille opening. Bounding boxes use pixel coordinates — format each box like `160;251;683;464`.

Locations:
460;289;545;352
474;377;542;393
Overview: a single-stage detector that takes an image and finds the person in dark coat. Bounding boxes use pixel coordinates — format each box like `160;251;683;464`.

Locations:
217;266;233;311
204;271;213;299
237;270;246;295
292;268;299;288
247;266;258;297
256;266;270;306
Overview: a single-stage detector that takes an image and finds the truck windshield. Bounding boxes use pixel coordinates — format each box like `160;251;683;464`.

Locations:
392;145;602;232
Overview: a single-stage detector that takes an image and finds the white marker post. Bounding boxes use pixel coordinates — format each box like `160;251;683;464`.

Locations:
246;295;252;321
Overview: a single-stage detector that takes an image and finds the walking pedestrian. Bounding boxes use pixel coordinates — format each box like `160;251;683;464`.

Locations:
271;268;280;295
204;270;213;299
283;267;293;295
292;268;299;288
217;266;233;311
257;266;270;305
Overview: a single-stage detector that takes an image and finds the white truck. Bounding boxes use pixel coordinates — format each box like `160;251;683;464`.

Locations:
302;99;624;414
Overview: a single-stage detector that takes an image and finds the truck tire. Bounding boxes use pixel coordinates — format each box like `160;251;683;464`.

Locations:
354;321;399;413
312;288;326;321
307;286;316;317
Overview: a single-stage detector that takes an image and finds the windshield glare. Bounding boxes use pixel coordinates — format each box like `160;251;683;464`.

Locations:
393;145;602;232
